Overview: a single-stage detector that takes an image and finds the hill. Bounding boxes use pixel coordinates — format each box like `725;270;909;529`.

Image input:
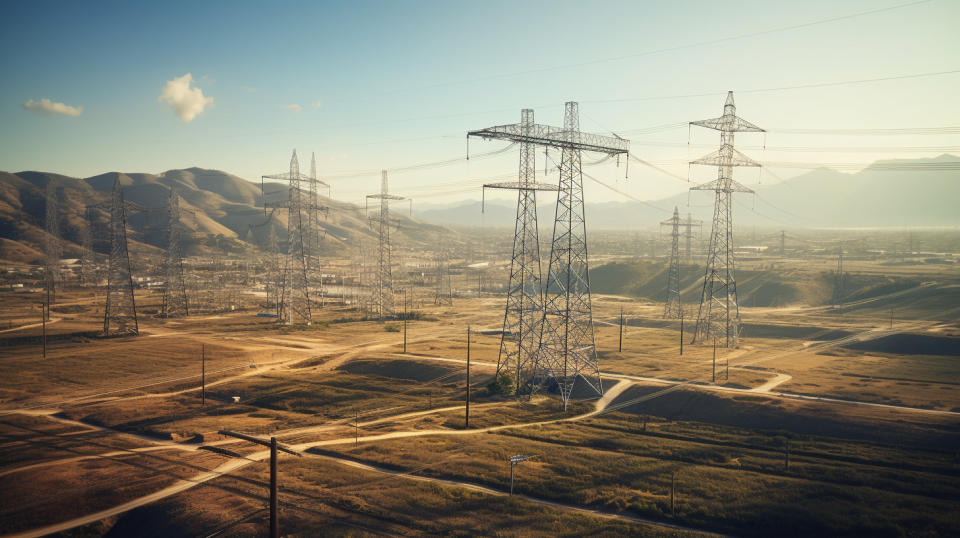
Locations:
415;154;960;230
0;168;447;264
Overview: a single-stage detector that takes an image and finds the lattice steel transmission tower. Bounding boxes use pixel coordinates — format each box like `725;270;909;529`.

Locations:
261;150;328;324
433;248;453;306
683;212;702;264
44;180;60;305
366;170;405;320
662;207;682;319
103;177;139;336
161;189;189;317
470;102;629;408
689;91;764;348
80;206;96;286
473;109;557;395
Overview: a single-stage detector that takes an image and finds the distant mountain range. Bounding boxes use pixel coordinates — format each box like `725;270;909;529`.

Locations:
0;168;446;263
415;154;960;230
1;154;956;263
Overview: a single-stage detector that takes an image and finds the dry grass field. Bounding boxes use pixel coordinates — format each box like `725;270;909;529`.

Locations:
0;252;958;536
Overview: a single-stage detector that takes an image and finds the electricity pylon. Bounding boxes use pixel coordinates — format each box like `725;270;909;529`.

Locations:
434;248;453;306
474;109;558;396
44;180;60;305
470;102;629;408
833;249;844;307
80;206;96;286
662;207;682;319
689;91;764;348
261;150;328;324
103;177;139;336
161;188;189;317
366;170;405;320
683;212;702;264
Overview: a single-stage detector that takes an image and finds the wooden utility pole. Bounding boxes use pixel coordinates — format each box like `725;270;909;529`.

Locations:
679;310;684;356
270;437;278;538
618;306;623;352
402;289;407;353
466;325;471;428
217;430;300;538
712;337;717;383
670;471;676;516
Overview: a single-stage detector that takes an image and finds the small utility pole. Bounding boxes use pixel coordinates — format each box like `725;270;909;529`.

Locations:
679;310;684;356
509;455;528;495
670;471;676;516
618;306;623;352
217;430;300;538
270;437;278;538
201;344;206;406
402;289;408;353
41;303;47;360
465;325;471;429
712;336;717;383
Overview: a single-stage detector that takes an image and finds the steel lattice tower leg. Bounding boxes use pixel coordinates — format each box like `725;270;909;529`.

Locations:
434;247;453;306
308;152;321;304
693;188;738;346
281;150;312;324
44;180;60;305
537;102;602;409
374;171;394;320
496;109;546;396
103;177;139;336
663;206;682;319
162;189;189;317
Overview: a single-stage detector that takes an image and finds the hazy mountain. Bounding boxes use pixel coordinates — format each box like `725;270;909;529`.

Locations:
0;168;447;264
415;154;960;230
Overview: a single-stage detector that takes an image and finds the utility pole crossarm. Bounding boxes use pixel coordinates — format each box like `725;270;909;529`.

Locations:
262;172;330;188
468;123;629;155
690;115;764;132
366;193;406;201
217;430;302;456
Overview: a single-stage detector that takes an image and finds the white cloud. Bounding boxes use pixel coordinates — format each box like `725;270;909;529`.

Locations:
286;104;302;112
158;73;213;122
23;98;83;117
311;99;322;108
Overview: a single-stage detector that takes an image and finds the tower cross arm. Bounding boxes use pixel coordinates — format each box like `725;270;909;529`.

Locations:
483;181;559;192
262;173;330;188
690;115;765;133
468;123;629;155
690;145;761;168
689;178;754;194
366;194;406;201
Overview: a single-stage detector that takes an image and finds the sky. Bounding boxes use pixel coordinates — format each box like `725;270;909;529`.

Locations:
1;0;958;207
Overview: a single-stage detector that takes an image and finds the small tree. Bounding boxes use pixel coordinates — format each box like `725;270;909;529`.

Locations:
487;371;514;395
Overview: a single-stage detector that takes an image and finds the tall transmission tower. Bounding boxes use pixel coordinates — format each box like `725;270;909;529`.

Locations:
433;247;453;306
103;177;139;336
470;102;629;408
80;206;96;286
689;91;764;348
474;109;558;395
261;150;328;324
683;212;702;264
366;170;405;320
662;207;682;319
161;189;189;317
833;249;844;307
44;180;60;304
